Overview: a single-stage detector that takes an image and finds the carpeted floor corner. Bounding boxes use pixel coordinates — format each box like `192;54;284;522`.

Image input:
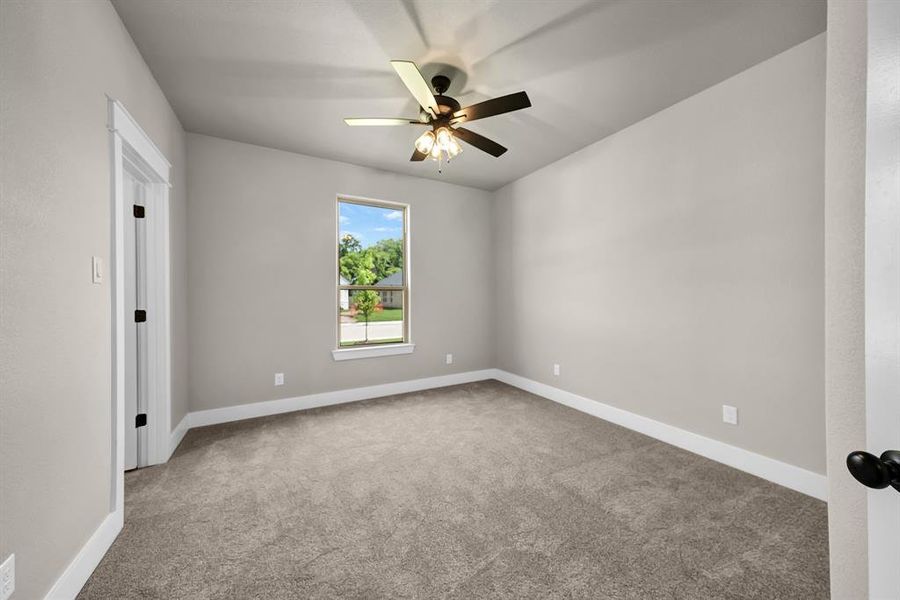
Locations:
79;380;829;599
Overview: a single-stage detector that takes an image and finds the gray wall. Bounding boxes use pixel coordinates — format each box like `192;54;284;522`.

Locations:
823;1;869;597
186;134;494;412
493;34;826;474
0;5;837;597
0;2;188;598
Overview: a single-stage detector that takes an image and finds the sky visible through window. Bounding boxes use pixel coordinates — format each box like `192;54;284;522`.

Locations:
339;202;402;247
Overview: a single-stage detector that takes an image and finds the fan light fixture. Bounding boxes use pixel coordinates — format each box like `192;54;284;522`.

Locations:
415;127;462;163
344;61;532;171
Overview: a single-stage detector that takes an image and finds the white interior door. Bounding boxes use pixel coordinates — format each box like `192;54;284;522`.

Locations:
865;1;900;597
123;168;149;471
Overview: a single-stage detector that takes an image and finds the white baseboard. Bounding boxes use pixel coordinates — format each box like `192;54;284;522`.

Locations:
44;510;123;599
168;413;190;460
188;369;497;428
492;369;828;501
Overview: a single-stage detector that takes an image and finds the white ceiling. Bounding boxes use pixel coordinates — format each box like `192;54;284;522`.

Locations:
113;0;825;191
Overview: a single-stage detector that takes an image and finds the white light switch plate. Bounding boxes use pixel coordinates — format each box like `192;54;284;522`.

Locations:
553;364;560;376
92;256;102;284
1;554;14;600
722;405;738;425
274;373;284;386
446;354;453;365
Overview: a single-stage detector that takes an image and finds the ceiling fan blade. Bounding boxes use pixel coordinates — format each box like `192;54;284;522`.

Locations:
453;127;507;157
391;60;439;118
410;148;428;161
452;91;531;123
344;118;427;126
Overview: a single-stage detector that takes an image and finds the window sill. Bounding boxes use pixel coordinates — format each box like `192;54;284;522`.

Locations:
331;343;415;361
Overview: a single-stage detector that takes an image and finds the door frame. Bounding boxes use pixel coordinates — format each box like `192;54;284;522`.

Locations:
865;1;900;596
107;98;172;514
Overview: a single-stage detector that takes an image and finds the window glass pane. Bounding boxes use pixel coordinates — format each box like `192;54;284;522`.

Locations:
338;201;404;286
339;289;405;347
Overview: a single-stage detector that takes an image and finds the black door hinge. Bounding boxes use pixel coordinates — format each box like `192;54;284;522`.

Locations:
133;205;145;218
134;309;147;322
135;413;147;428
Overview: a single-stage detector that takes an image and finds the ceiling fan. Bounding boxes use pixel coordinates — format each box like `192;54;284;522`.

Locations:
344;60;531;165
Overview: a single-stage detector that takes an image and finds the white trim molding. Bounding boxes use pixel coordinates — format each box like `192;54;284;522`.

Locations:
335;194;413;356
108;95;173;488
332;343;415;361
492;370;828;501
44;511;123;599
189;368;493;428
168;413;190;460
107;100;171;181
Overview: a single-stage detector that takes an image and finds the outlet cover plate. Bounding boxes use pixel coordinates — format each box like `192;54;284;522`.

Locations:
274;373;284;386
722;405;738;425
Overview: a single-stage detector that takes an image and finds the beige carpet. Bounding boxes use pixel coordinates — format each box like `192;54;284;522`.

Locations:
79;380;829;599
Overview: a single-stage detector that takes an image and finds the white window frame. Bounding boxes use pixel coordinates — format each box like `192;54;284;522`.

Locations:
332;195;413;361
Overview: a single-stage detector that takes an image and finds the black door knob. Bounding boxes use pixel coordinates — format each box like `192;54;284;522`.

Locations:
846;450;900;493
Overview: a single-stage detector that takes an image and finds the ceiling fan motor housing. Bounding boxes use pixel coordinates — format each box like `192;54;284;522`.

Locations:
421;75;461;120
424;95;460;119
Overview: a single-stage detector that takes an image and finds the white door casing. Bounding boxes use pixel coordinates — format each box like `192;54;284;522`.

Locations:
865;2;900;598
108;99;172;515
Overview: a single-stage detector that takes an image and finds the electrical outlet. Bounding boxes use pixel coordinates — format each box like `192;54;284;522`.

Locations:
274;373;284;386
553;364;560;376
722;405;738;425
1;554;14;600
445;353;453;365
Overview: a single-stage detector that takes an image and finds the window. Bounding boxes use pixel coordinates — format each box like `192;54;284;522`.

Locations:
335;197;410;357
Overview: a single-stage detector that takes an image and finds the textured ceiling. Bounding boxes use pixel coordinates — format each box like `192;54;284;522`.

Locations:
113;0;825;190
